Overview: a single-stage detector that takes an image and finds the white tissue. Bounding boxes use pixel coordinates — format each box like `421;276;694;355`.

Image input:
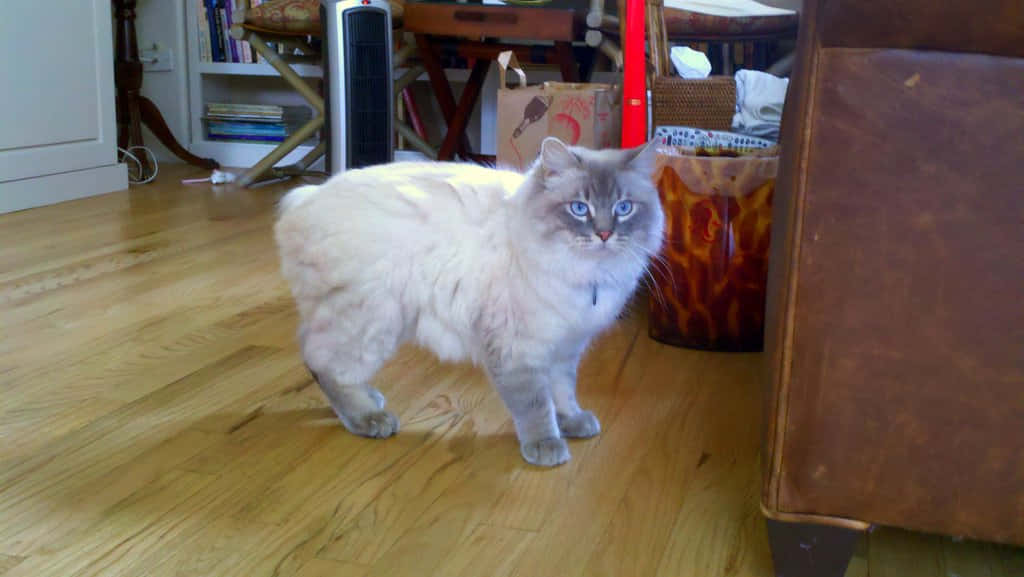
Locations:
671;46;712;79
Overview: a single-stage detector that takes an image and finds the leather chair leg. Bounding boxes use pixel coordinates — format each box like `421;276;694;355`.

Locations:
765;519;863;577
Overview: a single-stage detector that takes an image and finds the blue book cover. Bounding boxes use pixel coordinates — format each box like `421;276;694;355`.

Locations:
205;0;224;62
208;123;288;136
207;133;286;143
225;1;238;63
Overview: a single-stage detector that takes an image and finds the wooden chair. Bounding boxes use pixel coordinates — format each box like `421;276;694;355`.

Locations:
402;2;583;162
228;0;412;186
585;0;798;75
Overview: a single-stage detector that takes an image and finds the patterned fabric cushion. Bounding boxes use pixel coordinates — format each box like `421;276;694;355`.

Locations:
242;0;404;35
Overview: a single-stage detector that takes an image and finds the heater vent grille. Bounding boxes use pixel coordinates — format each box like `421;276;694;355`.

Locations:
344;9;390;168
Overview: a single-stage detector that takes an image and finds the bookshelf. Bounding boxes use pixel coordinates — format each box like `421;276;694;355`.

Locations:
184;1;475;168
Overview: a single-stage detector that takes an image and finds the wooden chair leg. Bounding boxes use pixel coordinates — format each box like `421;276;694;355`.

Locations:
437;58;488;161
765;519;863;577
554;41;579;82
232;27;326;187
415;34;471;158
234;116;324;187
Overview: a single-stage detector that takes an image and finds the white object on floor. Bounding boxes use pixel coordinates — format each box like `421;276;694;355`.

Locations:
664;0;796;18
670;46;712;78
732;69;788;141
181;169;238;185
210;169;237;184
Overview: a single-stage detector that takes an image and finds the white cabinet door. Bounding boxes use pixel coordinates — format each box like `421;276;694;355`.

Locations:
0;0;126;211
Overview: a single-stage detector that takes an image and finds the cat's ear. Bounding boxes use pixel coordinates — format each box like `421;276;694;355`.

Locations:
624;138;659;177
540;137;579;174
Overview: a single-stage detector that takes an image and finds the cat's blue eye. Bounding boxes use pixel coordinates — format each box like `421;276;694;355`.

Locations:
614;200;634;217
568;201;590;218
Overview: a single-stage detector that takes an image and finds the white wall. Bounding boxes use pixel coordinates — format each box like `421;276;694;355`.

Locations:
135;0;191;163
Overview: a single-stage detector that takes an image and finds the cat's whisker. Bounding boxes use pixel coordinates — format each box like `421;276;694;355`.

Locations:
639;246;676;290
627;241;677;295
620;245;668;311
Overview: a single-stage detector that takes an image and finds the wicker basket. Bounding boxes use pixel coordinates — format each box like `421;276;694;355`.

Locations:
652;76;737;132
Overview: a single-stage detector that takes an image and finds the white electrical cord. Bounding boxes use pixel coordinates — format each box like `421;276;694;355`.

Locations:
118;146;159;185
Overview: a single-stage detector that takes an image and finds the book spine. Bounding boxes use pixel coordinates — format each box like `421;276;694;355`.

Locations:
218;6;232;63
240;40;252;64
206;133;286;143
204;0;223;62
208;122;287;130
225;1;239;63
197;0;211;62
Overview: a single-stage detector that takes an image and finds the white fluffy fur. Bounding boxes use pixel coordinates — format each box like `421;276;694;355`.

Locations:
275;143;660;466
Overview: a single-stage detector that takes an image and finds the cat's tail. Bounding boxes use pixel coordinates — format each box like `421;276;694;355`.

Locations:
278;184;321;214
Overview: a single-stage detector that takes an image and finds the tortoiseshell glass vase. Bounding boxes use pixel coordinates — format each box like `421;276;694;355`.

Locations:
648;146;778;352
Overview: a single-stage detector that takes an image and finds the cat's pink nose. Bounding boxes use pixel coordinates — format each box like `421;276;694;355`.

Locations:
596;230;612;242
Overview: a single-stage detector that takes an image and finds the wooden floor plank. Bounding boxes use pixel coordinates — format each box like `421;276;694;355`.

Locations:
0;555;24;576
431;524;536;577
1;470;216;577
358;396;519;577
651;354;772;577
294;558;370;577
868;528;947;577
0;346;299;556
582;347;713;577
996;542;1024;577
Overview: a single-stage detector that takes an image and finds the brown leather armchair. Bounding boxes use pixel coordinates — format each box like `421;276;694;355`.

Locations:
762;1;1024;575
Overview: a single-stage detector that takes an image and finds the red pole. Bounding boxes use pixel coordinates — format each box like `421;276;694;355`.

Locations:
622;0;647;148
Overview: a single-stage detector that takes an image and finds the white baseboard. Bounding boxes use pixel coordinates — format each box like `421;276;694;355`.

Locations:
0;163;129;215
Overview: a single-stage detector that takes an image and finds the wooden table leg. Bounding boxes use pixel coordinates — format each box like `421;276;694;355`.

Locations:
437;58;489;161
114;0;217;170
139;96;219;169
554;41;579;82
415;34;471;158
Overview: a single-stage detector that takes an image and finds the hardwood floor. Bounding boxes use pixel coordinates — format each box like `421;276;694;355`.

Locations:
1;164;1021;577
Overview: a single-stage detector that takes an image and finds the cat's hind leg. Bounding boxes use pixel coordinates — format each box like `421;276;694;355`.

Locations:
301;292;402;438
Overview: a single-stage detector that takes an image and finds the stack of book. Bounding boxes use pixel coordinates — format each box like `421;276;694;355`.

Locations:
197;0;259;63
205;103;288;143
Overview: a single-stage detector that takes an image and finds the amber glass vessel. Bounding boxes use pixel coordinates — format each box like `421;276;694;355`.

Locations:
648;147;778;352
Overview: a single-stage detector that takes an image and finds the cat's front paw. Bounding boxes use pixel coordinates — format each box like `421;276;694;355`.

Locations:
345;410;399;438
558;410;601;438
520;437;570;467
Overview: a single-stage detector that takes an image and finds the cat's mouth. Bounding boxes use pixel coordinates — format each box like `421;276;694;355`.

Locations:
578;238;623;254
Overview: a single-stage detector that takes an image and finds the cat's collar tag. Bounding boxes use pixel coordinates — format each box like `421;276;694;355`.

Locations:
592;283;598;306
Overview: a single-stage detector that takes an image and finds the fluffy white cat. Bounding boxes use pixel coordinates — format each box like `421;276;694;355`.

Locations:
274;137;663;466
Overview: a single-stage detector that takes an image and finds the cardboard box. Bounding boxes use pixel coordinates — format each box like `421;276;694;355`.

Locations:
496;51;621;171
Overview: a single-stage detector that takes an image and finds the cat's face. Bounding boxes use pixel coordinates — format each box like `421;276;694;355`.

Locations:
530;138;664;263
